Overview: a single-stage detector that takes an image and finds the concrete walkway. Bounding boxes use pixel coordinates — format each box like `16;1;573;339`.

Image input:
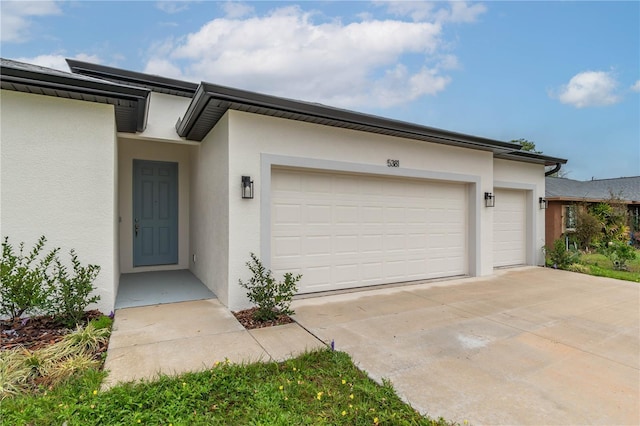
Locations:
103;299;325;388
292;267;640;425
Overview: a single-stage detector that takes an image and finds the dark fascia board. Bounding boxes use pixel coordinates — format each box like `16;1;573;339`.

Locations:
495;150;568;167
177;82;522;153
2;58;150;132
546;196;640;205
66;59;198;97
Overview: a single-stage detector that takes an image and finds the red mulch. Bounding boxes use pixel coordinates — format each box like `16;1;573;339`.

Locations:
0;310;108;360
232;307;294;330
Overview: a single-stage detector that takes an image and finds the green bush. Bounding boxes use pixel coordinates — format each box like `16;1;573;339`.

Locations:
575;208;602;249
600;241;637;270
548;238;579;269
1;236;100;325
590;201;629;244
48;250;101;327
0;236;58;319
239;253;301;322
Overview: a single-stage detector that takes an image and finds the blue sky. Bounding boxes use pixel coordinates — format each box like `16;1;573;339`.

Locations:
2;1;639;180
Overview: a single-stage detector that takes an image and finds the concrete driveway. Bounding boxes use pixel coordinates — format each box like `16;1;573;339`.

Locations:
292;267;639;425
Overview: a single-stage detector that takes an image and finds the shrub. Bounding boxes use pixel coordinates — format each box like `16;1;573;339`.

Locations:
48;250;101;327
1;236;101;326
590;201;629;244
600;240;637;270
548;238;579;269
239;253;301;322
0;236;58;319
575;208;602;250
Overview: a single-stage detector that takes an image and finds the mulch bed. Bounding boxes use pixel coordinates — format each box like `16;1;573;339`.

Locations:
232;307;295;330
0;310;108;360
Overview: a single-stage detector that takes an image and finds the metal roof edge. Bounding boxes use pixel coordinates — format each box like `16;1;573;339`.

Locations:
66;59;198;97
2;57;150;132
2;58;150;99
495;151;568;166
178;81;522;153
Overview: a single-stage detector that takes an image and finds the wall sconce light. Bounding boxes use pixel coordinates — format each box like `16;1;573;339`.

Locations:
539;197;548;209
241;176;254;199
484;192;495;208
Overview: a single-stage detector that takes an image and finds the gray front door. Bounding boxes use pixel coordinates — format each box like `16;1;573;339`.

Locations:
133;160;178;266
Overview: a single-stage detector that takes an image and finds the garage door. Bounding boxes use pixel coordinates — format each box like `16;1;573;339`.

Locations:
493;188;526;267
271;168;468;294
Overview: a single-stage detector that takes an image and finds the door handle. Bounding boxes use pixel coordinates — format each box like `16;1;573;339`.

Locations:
135;222;140;237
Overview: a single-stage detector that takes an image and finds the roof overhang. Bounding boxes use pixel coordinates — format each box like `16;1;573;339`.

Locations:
546;196;640;205
176;82;523;154
67;59;198;98
1;58;150;133
495;150;568;167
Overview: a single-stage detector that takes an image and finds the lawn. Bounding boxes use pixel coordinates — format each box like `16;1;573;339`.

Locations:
579;252;640;283
1;349;453;426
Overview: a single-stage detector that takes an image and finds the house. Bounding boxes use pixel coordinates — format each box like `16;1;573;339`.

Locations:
545;176;640;246
0;58;567;313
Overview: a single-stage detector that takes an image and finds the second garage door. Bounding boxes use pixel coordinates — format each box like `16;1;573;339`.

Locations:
493;188;527;267
271;168;468;294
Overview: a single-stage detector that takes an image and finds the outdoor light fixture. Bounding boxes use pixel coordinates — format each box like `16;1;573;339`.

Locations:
484;192;495;208
241;175;254;199
539;197;548;209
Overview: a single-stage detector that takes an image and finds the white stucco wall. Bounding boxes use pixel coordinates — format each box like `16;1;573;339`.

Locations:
222;110;497;310
493;158;546;265
132;92;193;143
189;115;230;304
117;138;191;273
0;90;118;314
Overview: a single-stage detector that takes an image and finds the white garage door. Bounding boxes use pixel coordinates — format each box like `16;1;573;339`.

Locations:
493;188;527;267
271;168;468;294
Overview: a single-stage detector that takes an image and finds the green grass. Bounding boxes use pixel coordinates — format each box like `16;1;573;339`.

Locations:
1;349;453;425
578;252;640;283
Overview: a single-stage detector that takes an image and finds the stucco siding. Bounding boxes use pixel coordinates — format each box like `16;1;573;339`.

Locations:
226;110;496;310
0;90;118;314
117;138;191;273
189;114;230;305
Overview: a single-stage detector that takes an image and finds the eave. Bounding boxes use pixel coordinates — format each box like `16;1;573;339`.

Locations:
176;82;523;154
1;58;150;133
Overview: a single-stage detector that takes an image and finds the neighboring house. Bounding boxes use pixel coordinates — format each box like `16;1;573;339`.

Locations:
545;176;640;247
0;58;567;313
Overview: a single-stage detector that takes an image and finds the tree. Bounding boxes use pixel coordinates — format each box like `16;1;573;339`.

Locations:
511;138;542;154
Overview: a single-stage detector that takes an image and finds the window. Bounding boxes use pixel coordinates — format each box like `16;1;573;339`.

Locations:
631;206;640;233
564;205;577;231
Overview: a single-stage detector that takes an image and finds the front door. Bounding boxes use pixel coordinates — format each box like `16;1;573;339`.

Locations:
133;160;178;266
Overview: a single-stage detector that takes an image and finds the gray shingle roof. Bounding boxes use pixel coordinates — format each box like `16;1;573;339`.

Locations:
546;176;640;203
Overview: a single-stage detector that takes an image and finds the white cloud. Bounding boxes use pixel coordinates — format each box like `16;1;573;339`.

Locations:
553;71;620;108
144;4;469;108
156;1;190;14
14;53;103;72
221;1;254;19
1;0;61;43
381;1;486;23
631;80;640;92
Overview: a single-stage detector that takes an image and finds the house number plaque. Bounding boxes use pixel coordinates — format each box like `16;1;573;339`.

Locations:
387;159;400;167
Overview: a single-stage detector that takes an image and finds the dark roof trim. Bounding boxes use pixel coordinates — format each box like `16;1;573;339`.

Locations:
1;58;150;132
67;59;198;98
495;150;568;167
176;82;522;154
546;196;640;204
